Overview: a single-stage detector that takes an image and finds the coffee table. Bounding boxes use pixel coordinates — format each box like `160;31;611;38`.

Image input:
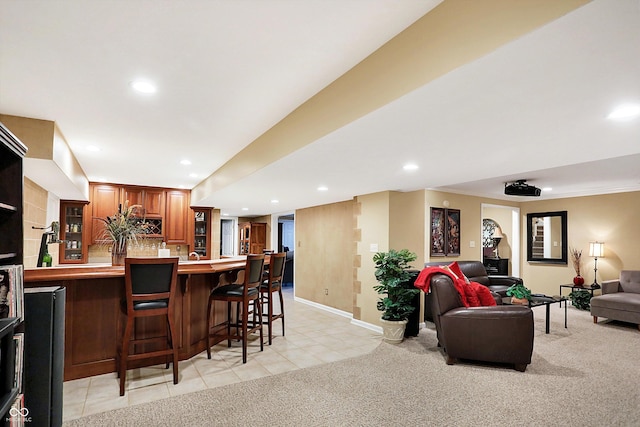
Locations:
502;296;567;334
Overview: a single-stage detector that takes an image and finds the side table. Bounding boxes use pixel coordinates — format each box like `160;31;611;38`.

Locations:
559;284;597;307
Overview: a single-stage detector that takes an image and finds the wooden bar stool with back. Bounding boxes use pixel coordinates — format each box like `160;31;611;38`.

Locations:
206;253;265;363
117;257;179;396
260;251;287;345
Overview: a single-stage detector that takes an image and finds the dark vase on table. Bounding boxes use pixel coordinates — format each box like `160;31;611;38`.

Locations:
573;275;585;287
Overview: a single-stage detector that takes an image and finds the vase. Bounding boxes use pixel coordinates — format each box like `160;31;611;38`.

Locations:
379;318;408;344
511;297;529;306
112;248;127;266
573;275;584;287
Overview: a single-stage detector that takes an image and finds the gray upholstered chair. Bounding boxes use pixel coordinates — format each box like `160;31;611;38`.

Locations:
591;270;640;330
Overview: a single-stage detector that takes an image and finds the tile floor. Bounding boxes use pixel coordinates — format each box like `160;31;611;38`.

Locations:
63;287;382;422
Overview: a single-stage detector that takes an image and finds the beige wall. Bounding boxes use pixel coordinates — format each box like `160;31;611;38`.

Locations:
23;177;59;268
295;200;354;313
520;191;640;296
294;188;640;328
353;190;425;325
355;192;390;324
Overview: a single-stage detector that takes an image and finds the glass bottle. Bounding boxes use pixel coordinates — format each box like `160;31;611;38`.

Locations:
43;250;52;267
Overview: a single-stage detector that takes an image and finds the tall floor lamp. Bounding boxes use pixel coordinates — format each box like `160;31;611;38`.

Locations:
589;241;604;289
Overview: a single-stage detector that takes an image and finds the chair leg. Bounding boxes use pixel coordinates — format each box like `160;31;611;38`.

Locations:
206;296;213;359
257;297;264;352
241;300;249;363
167;314;179;385
227;301;232;348
119;316;134;396
267;290;273;345
277;287;285;337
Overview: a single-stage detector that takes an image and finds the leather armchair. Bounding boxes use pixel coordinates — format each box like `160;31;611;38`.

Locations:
430;272;534;372
423;261;524;322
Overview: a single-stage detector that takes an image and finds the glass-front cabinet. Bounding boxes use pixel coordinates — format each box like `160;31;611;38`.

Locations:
60;201;88;263
192;208;211;260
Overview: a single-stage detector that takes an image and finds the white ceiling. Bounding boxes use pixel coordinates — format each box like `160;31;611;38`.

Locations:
1;0;639;217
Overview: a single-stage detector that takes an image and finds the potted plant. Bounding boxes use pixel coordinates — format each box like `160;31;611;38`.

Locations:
95;201;150;265
570;247;584;286
506;282;532;305
569;289;591;310
373;249;419;344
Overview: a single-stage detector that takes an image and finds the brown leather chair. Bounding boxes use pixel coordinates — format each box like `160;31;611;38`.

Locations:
206;254;265;363
117;257;179;396
260;252;286;344
430;272;534;372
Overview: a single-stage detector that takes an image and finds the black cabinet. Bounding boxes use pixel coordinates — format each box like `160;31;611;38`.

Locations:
0;122;26;426
24;286;65;427
484;257;509;275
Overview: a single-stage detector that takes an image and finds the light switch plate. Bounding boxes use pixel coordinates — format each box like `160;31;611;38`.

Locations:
370;243;378;252
469;241;476;248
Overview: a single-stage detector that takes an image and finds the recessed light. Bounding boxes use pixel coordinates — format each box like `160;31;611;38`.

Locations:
180;159;191;166
542;187;552;192
403;163;419;171
271;199;279;204
222;213;229;216
130;80;157;94
189;173;198;178
317;186;328;191
241;207;249;211
608;103;640;120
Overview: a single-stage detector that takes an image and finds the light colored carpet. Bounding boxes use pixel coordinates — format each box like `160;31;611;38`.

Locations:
64;307;640;426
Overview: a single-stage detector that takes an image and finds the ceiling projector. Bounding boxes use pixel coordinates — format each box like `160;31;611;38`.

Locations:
504;180;541;197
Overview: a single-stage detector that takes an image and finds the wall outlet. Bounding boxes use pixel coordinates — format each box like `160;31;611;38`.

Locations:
370;243;378;252
469;241;475;248
324;288;328;295
176;246;181;253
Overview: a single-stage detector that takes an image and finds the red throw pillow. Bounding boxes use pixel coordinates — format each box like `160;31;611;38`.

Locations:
470;281;497;306
447;261;470;284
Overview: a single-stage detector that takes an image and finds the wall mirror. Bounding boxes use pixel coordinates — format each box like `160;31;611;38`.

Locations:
526;211;567;264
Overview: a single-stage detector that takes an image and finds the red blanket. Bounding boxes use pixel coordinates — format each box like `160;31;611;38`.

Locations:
414;264;496;307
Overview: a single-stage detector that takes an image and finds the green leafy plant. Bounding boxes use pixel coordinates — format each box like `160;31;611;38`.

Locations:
95;200;150;253
506;283;532;300
569;289;591;310
373;249;419;321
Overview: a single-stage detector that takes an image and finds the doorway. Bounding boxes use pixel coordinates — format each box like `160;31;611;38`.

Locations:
220;218;235;257
276;214;294;287
481;204;520;277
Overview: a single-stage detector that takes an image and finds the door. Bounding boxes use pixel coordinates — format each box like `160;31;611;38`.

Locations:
221;219;235;256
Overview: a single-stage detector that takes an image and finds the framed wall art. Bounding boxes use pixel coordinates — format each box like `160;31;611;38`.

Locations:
430;207;446;257
430;207;461;257
446;208;460;256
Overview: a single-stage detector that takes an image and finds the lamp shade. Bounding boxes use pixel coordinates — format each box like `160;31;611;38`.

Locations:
492;228;504;239
589;241;605;257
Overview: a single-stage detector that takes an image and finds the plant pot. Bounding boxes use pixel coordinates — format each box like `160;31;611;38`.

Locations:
380;318;408;344
112;248;127;266
511;297;529;306
573;275;585;287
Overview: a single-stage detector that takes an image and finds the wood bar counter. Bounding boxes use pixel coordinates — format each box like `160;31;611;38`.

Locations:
25;257;253;381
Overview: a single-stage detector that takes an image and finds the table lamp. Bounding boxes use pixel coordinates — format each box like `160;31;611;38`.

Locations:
589;241;604;289
492;228;504;258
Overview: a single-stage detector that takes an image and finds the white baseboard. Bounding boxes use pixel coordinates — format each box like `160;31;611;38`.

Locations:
293;296;382;333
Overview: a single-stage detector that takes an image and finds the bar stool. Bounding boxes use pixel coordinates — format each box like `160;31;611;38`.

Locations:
117;257;179;396
206;254;265;363
260;252;286;344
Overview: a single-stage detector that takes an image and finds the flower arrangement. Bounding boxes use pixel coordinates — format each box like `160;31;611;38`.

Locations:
570;247;582;276
570;247;585;286
96;201;149;256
